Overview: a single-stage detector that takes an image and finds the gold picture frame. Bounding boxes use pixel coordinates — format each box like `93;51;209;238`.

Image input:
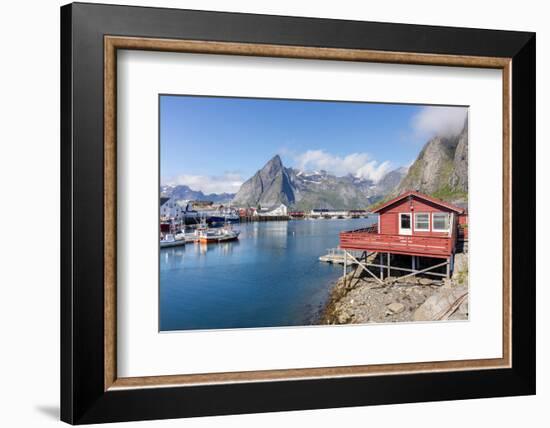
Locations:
103;36;512;391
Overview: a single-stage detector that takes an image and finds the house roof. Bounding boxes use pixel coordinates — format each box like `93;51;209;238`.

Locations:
372;190;466;214
160;197;170;207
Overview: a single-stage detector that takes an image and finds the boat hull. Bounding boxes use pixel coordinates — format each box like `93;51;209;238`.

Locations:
199;235;239;243
160;239;186;248
207;215;240;224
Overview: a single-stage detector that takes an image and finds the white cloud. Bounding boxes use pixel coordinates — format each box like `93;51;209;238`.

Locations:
412;106;468;138
165;172;243;194
293;149;391;182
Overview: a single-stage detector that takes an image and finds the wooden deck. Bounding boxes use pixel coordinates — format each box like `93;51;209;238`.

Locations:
339;225;454;258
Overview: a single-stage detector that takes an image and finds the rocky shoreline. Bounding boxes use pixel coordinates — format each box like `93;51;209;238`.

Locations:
320;253;469;325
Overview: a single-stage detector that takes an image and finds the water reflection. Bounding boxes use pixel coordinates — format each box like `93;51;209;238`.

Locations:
161;247;186;268
160;218;376;331
197;240;240;256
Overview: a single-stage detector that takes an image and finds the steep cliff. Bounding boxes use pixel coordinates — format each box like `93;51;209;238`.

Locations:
232;155;295;207
394;122;468;205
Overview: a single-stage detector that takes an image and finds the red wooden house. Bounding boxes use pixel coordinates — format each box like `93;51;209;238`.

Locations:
339;191;467;281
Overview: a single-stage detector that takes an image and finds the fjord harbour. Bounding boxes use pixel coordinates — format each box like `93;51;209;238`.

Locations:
159;97;471;331
160;218;376;331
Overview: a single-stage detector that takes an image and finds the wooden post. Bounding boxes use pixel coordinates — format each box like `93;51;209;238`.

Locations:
343;250;347;286
394;260;450;282
412;255;416;271
379;253;384;280
387;252;391;279
446;257;450;279
345;251;384;285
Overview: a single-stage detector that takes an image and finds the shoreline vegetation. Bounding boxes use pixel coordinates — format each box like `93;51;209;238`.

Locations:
319;252;469;325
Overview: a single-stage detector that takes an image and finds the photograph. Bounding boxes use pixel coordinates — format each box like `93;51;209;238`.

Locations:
159;95;469;331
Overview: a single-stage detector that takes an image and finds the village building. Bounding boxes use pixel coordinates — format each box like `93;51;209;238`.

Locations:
191;200;214;209
288;211;305;218
160;197;200;232
309;208;351;219
238;207;257;217
256;203;288;217
339;191;467;282
349;209;368;218
160;197;185;221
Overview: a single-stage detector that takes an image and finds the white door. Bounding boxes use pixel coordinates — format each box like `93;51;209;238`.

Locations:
399;213;412;235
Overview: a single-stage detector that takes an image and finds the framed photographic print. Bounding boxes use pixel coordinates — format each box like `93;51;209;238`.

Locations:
61;2;536;424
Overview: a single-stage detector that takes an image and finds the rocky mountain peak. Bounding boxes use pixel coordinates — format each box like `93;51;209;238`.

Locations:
263;154;283;172
231;155;410;210
232;154;295;208
393;121;468;205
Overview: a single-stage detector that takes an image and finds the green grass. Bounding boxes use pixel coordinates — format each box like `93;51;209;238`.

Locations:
456;266;468;285
367;187;468;212
431;185;468;202
405;159;424;182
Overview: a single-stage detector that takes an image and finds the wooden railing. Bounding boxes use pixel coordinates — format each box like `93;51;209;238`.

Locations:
339;228;453;257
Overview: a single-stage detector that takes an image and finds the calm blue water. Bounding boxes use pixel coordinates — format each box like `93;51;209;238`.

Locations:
160;218;376;331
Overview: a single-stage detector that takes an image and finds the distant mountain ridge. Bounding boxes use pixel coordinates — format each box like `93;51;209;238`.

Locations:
376;166;409;195
161;184;235;204
163;122;468;211
231;155;407;210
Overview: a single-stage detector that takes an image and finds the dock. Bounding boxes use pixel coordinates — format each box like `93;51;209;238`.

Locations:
239;215;290;222
319;248;376;265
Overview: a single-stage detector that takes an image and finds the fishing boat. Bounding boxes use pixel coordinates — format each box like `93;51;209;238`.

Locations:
175;227;202;243
223;212;240;222
198;225;240;243
207;213;240;224
175;231;197;243
206;215;226;224
160;234;186;248
175;219;210;242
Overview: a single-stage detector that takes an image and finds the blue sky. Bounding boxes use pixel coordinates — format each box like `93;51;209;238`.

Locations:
160;95;467;194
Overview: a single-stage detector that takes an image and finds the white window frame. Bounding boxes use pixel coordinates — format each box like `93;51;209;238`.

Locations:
414;212;430;232
398;213;412;235
432;212;450;232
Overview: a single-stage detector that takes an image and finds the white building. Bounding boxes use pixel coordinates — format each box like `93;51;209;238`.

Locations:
257;203;288;217
160;197;184;221
309;208;349;218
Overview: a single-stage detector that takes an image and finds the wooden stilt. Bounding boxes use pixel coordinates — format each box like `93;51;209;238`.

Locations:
412;255;416;271
343;250;347;286
387;252;391;279
396;260;450;282
352;261;447;277
344;250;384;285
379;253;384;280
446;257;450;279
